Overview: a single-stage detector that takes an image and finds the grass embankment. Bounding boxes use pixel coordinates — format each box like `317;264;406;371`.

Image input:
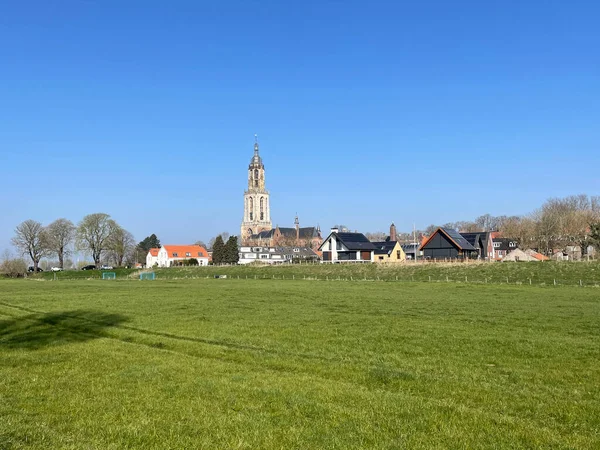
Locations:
39;261;600;287
1;279;599;448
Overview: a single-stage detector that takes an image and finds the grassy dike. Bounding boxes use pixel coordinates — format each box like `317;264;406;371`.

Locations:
37;260;600;287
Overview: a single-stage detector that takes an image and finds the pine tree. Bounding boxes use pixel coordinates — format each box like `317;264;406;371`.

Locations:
224;236;240;264
212;235;225;265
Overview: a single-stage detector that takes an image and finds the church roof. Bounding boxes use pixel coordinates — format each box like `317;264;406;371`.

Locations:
279;227;321;239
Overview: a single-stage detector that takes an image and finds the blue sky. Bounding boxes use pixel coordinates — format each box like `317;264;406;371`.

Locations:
1;0;599;254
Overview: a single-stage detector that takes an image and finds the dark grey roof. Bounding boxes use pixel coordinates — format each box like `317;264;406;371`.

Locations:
279;247;319;258
372;241;397;255
277;227;319;239
493;237;518;251
460;232;482;248
252;229;275;239
440;228;477;251
336;232;377;251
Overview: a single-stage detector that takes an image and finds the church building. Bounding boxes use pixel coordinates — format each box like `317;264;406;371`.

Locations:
240;137;323;249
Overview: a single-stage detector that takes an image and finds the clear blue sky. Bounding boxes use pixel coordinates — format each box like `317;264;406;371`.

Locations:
1;0;599;253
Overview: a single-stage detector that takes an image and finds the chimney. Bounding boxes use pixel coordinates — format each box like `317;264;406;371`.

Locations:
330;227;339;233
390;222;397;242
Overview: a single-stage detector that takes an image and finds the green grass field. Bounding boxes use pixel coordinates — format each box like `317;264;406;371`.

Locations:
1;276;599;448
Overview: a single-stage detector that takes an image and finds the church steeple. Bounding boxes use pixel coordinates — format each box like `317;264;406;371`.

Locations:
241;135;272;244
250;134;263;168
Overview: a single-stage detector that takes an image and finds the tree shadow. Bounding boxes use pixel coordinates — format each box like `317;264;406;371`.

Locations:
0;310;129;350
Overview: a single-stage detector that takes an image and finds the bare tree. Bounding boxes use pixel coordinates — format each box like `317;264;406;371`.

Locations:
106;225;136;267
76;213;118;267
45;218;76;269
365;232;387;242
11;219;49;271
208;232;230;250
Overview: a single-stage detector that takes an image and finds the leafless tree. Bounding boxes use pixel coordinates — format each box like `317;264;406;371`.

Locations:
45;218;76;269
11;219;49;271
208;232;230;250
76;213;118;267
106;225;136;267
365;232;387;242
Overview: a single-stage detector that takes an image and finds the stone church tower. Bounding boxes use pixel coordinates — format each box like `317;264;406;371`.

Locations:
240;136;272;243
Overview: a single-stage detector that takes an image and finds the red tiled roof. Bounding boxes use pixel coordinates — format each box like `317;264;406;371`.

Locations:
163;245;208;258
149;248;160;257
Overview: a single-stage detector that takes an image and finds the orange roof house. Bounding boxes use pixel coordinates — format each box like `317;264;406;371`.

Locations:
146;245;209;268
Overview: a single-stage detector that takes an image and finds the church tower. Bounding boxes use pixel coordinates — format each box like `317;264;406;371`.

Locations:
241;136;272;243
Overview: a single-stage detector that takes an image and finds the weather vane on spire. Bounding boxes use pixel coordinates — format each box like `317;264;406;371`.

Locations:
254;133;258;143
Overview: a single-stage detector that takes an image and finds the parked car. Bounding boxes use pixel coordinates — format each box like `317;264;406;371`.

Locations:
27;266;44;272
81;265;96;270
50;267;63;272
100;265;114;270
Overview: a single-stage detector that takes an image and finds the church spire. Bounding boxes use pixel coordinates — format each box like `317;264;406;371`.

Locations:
250;134;263;167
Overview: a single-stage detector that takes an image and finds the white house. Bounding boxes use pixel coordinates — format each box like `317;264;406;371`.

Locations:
318;228;375;263
238;246;319;265
146;245;209;268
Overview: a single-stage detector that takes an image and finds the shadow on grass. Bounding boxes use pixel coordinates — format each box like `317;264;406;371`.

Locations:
0;310;129;350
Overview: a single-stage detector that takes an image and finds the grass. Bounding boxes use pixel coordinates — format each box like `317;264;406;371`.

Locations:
38;260;600;287
1;277;599;448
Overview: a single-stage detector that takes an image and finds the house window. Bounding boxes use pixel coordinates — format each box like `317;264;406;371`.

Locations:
173;253;178;257
379;256;384;260
336;240;343;250
328;240;332;251
185;252;191;257
260;212;264;220
493;242;501;248
198;252;202;257
260;254;268;259
397;250;401;259
293;248;299;252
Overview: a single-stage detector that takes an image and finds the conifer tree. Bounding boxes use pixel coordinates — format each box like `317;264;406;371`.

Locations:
224;236;240;264
212;235;225;265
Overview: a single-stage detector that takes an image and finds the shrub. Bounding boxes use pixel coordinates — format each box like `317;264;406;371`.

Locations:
0;258;28;278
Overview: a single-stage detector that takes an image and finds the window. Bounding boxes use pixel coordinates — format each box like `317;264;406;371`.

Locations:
254;169;258;179
249;212;253;220
172;253;178;257
185;252;191;257
260;212;264;220
198;252;202;257
260;254;268;259
293;248;299;252
493;242;501;248
328;240;332;251
379;256;384;260
397;250;401;259
336;240;343;250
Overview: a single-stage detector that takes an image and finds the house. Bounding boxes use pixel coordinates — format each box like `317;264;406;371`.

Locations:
372;240;406;263
401;242;424;260
146;248;160;267
460;232;495;260
238;246;319;264
146;245;209;267
492;238;519;260
502;248;539;262
319;229;376;263
419;227;478;260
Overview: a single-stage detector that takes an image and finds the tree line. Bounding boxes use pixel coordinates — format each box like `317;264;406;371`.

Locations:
10;213;135;271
